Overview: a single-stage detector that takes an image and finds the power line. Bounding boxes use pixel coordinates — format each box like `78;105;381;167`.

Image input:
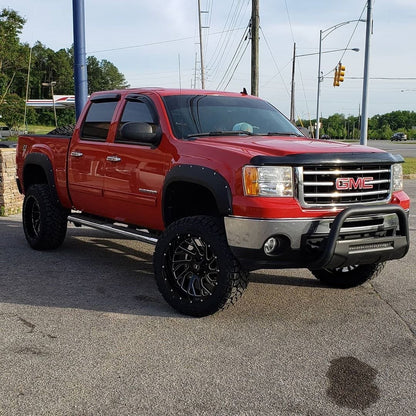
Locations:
207;0;249;86
216;24;250;90
284;0;312;123
259;26;291;98
88;27;245;54
338;2;366;63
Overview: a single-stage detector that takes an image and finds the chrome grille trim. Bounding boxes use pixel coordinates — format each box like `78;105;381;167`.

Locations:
303;169;390;175
296;164;393;208
304;190;390;198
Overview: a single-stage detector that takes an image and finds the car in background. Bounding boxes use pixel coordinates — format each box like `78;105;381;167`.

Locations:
391;132;407;141
0;141;17;148
0;126;13;138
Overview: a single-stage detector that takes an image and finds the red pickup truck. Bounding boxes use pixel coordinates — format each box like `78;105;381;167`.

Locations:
16;88;410;316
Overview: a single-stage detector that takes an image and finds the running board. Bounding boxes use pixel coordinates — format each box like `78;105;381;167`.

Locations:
68;213;158;245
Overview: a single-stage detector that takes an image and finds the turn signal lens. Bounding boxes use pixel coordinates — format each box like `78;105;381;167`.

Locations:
243;166;259;196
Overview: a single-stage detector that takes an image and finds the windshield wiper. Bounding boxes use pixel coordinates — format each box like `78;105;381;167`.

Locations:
187;130;254;138
267;132;304;137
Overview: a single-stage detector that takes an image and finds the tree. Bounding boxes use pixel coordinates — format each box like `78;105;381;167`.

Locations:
324;113;346;139
87;56;129;94
0;93;25;129
0;8;26;72
0;8;27;99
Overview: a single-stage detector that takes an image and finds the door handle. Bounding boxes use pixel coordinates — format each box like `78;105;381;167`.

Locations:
70;151;83;157
106;155;121;162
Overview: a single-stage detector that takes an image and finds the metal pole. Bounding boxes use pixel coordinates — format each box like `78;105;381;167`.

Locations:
360;0;373;146
72;0;88;120
51;82;57;127
290;42;296;123
197;0;205;89
23;47;32;131
251;0;259;96
315;30;323;139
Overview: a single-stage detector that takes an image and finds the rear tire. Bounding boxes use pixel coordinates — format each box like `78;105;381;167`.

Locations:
153;216;248;317
23;184;68;250
309;262;385;288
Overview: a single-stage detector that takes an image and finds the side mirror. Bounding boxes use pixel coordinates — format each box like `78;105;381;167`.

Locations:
120;122;162;146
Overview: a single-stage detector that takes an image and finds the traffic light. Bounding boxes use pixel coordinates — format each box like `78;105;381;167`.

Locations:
333;63;346;87
337;62;345;85
333;67;339;87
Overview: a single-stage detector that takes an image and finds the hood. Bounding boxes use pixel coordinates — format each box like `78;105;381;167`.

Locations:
191;135;385;159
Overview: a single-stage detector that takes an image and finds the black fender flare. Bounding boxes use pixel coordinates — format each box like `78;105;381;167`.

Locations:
23;152;59;203
162;164;233;221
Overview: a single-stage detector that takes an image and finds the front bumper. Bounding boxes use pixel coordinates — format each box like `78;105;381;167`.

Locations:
224;205;409;271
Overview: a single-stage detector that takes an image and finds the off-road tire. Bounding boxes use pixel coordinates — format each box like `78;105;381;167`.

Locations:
309;262;385;288
153;215;248;317
47;124;75;136
23;184;68;250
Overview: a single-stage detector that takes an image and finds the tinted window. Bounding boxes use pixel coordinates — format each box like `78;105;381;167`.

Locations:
116;99;158;143
163;95;301;139
81;101;118;141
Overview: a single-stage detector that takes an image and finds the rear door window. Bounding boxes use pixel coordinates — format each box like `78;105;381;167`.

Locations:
81;101;118;141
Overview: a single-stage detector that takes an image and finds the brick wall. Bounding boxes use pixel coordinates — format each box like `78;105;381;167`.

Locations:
0;148;23;215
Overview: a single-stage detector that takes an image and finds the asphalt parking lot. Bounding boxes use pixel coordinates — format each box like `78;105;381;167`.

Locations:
0;181;415;416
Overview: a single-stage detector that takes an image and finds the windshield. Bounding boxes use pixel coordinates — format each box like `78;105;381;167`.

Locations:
162;95;302;139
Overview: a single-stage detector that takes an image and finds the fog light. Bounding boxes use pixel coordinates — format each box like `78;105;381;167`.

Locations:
264;237;277;255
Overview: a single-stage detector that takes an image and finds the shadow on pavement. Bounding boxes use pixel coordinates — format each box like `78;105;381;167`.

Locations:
0;216;328;318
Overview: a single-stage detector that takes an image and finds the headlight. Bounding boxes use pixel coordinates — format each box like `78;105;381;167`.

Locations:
243;166;293;197
392;163;403;191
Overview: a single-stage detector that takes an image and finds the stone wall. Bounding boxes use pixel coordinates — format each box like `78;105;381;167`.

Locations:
0;148;23;215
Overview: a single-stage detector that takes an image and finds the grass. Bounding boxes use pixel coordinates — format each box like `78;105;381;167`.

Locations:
0;125;53;142
26;125;54;135
403;158;416;175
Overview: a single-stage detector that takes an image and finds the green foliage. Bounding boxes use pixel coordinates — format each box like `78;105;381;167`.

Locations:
87;56;129;94
0;8;27;97
304;110;416;140
0;93;25;128
1;8;129;127
403;158;416;175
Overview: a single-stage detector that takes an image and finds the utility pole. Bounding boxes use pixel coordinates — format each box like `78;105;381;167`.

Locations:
251;0;259;96
197;0;205;89
360;0;373;145
72;0;88;120
290;42;296;123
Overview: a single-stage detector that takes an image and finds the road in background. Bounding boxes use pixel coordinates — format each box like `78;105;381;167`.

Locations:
0;182;415;415
366;140;416;158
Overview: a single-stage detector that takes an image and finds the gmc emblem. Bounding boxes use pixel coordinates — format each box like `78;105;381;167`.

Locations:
335;177;374;190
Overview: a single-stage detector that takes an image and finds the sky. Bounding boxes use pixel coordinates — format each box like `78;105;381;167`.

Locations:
7;0;416;121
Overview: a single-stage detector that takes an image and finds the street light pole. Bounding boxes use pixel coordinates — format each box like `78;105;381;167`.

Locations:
290;43;296;123
360;0;373;145
315;19;365;139
315;30;323;139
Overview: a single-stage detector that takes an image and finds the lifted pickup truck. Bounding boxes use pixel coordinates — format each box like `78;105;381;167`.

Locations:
16;88;410;316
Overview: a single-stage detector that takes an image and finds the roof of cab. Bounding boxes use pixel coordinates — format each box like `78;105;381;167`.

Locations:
89;87;255;99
